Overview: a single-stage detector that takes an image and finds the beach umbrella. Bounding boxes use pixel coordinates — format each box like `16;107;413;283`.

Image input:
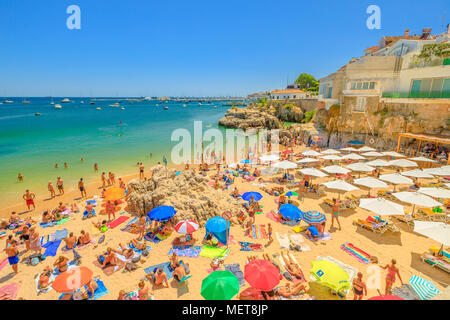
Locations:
409;275;440;300
279;203;303;221
240;159;252;164
358;146;376;152
244;259;280;291
321;155;343;161
354;177;389;189
322;165;350;175
297;157;320;164
392;192;442;208
302;150;322;157
342;153;366;160
401;170;434;179
52;266;93;293
282;191;300;198
303;211;326;225
260;154;279;162
175;171;182;176
388;159;419;168
322;180;360;192
361;151;383;157
413;221;450;246
379;174;413;185
201;271;240;300
228;163;239;168
359;198;404;216
444;183;450;189
368;295;404;300
321;149;341;155
409;157;437;163
340;147;358;152
241;192;263;202
205;216;230;234
365;159;390;167
174;219;199;234
299;168;328;178
310;260;351;294
103;187;125;201
147;205;176;221
348;140;364;145
347;163;375;173
273;160;297;170
382;151;406;158
423;167;450;176
431;286;450;300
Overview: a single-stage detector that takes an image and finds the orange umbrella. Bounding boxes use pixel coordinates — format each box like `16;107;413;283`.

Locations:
52;267;93;293
103;187;125;201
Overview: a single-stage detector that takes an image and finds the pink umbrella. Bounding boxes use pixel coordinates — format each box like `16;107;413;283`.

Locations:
174;219;199;234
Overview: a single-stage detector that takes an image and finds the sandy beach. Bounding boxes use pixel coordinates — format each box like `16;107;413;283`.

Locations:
1;142;448;301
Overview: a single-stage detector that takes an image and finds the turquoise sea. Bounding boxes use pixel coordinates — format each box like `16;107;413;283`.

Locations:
0;97;236;206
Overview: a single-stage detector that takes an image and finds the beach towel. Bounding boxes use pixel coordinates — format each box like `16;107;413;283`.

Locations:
248;224;268;239
224;264;246;287
0;258;8;272
168;245;202;258
39;221;55;228
35;272;56;294
42;240;62;257
200;246;229;258
266;211;280;223
127;243;152;255
55;217;70;225
305;232;332;242
278;253;306;282
391;284;420;300
86;279;109;300
0;281;21;300
340;243;371;264
290;234;311;252
76;239;97;250
276;232;290;249
107;216;129;229
52;229;69;241
239;242;263;252
144;261;174;280
93;259;125;276
121;217;139;233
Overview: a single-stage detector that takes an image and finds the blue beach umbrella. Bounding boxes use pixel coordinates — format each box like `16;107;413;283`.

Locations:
348;140;364;145
240;159;252;164
241;192;263;202
205;216;231;245
147;205;176;221
279;204;303;221
303;211;326;225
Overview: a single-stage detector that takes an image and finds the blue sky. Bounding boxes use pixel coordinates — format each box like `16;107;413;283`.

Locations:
0;0;448;97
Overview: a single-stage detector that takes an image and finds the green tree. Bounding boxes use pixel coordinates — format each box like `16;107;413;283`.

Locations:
295;73;319;90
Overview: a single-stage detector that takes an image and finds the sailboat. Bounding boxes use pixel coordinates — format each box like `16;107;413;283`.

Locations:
61;98;70;103
109;103;120;107
55;104;62;109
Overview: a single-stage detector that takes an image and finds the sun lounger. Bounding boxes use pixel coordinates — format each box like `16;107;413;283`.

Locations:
419;207;447;222
353;216;400;235
421;253;450;273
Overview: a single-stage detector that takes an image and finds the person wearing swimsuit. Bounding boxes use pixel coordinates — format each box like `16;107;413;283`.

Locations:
381;259;403;295
352;272;367;300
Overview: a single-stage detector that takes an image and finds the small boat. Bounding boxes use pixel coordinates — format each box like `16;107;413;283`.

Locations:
23;100;31;104
80;101;84;104
213;105;217;108
4;100;13;103
121;107;125;110
90;101;95;105
183;104;187;107
55;104;62;109
61;98;70;103
96;107;101;110
35;113;41;116
163;106;169;110
109;103;120;107
50;102;55;105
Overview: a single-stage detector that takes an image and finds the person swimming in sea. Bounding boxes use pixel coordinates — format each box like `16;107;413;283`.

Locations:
17;173;24;182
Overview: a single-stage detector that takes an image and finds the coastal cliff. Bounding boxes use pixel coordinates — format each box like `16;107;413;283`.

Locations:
126;165;242;226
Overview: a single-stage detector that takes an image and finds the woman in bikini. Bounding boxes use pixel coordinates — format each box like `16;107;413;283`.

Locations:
352;272;367;300
38;266;53;291
281;251;305;281
138;280;152;300
330;196;342;231
381;259;403;295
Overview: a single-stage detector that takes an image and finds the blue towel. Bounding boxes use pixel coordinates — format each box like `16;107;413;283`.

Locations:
40;222;55;228
42;240;62;257
86;279;109;300
127;243;152;254
144;262;173;280
53;229;69;241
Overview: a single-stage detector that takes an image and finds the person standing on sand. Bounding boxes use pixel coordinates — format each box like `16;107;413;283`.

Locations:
4;240;19;274
107;172;112;186
56;176;64;195
352;272;367;300
139;163;145;179
23;189;36;210
381;259;403;295
101;172;107;188
105;200;116;222
109;172;115;185
48;181;56;198
118;178;125;189
266;223;273;246
78;178;87;198
138;215;146;240
29;227;41;254
330;195;342;231
55;163;58;169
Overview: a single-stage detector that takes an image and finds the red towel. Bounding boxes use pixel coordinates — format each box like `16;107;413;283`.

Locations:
0;281;21;300
107;216;129;229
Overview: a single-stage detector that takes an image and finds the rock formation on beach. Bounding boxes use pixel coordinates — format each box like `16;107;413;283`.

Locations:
126;165;242;226
218;107;281;130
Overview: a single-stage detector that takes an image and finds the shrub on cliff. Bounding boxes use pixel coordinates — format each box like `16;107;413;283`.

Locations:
301;109;317;123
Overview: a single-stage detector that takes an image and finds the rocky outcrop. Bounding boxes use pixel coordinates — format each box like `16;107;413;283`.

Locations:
218;107;281;130
126;165;242;226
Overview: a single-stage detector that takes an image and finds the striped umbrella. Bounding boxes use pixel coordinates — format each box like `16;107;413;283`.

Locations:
302;211;326;225
174;219;199;234
409;275;440;300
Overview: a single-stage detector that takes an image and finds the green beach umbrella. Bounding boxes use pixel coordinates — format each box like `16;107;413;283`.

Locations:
310;260;351;294
201;271;240;300
282;191;299;198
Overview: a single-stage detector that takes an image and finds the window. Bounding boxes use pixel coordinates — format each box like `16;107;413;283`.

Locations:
351;82;356;90
369;82;376;89
363;82;369;89
410;78;449;98
356;82;363;90
353;97;367;113
351;81;376;90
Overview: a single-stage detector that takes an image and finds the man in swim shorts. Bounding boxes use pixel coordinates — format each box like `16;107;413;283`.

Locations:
23;189;36;210
5;240;19;274
78;178;87;198
56;177;64;195
146;268;169;288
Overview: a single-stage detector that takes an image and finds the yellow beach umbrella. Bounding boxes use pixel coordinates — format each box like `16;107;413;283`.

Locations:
103;187;125;201
310;260;350;294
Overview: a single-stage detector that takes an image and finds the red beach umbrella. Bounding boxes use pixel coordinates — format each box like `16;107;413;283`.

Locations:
174;219;199;234
244;259;280;291
282;150;293;155
368;295;404;300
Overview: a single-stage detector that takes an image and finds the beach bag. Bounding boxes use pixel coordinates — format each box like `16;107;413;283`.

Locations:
98;235;105;244
30;256;40;266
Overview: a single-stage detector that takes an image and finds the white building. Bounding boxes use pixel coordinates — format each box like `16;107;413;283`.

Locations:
269;88;309;100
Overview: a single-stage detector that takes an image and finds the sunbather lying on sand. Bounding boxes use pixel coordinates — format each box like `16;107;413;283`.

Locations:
281;251;305;281
38;266;53;290
112;245;134;260
277;282;307;298
146;268;169;288
128;239;147;251
92;220;108;232
98;248;120;268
